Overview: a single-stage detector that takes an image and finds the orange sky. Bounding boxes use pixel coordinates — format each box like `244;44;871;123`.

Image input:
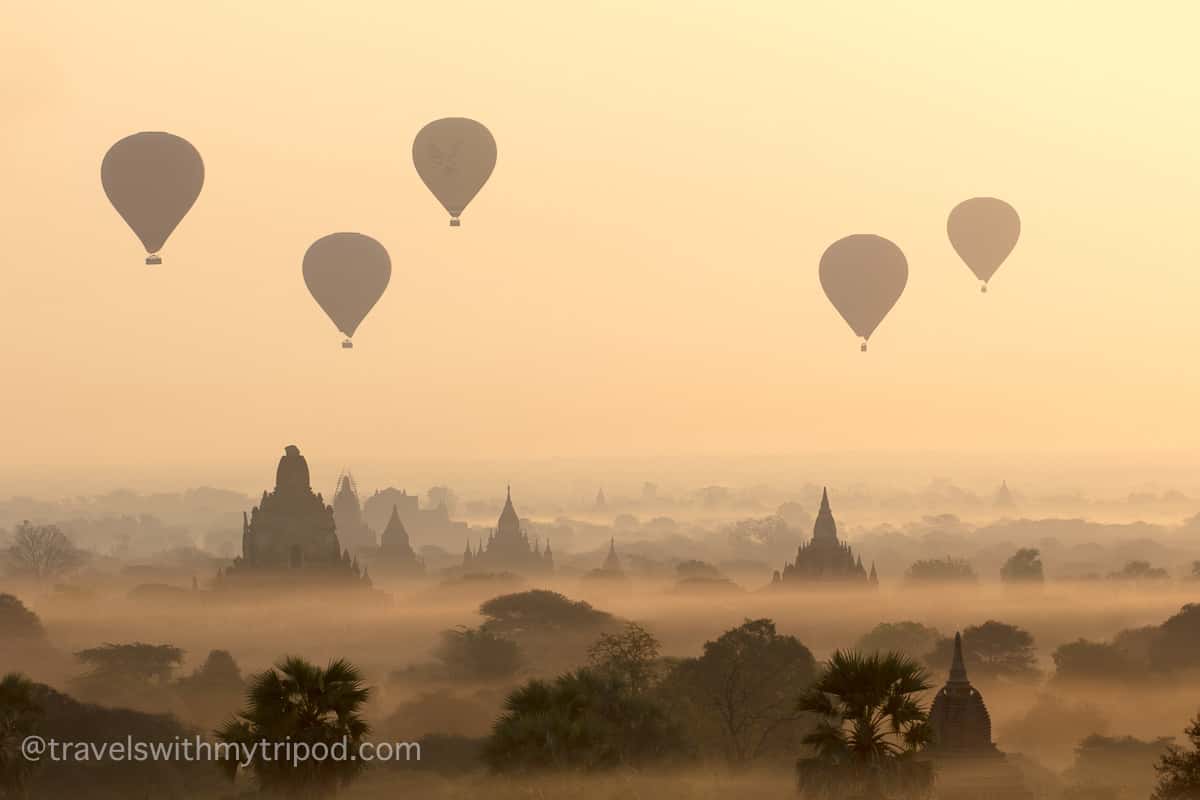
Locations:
3;2;1200;491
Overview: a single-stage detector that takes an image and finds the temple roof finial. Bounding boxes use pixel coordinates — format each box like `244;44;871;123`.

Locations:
820;486;830;512
949;631;970;685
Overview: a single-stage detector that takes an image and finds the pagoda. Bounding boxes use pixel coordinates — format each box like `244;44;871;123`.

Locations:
219;445;369;587
332;472;376;553
776;489;873;586
374;505;425;577
461;487;553;576
582;538;630;586
927;632;1032;799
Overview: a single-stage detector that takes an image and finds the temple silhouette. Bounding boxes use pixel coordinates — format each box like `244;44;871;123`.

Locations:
461;487;553;576
373;505;425;577
362;487;468;546
218;445;369;587
774;488;876;586
582;538;630;586
332;472;376;553
927;632;1032;799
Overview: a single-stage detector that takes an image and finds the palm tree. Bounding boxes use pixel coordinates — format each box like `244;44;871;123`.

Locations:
796;650;934;800
0;673;43;800
215;657;370;798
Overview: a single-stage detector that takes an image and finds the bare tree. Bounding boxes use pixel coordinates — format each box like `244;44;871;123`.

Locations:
5;521;81;580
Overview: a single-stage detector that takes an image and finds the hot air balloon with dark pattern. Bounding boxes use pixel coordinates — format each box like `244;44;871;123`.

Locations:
412;118;496;226
303;233;391;349
101;132;204;265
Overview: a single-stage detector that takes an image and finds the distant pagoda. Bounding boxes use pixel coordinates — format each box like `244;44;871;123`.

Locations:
583;538;630;586
994;480;1016;510
373;505;424;578
332;472;376;553
926;632;1032;799
461;487;553;576
775;488;875;586
220;445;369;587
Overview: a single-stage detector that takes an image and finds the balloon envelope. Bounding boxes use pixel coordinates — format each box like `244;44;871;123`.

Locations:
947;197;1020;284
101;132;204;259
303;233;391;340
412;118;496;224
819;235;908;342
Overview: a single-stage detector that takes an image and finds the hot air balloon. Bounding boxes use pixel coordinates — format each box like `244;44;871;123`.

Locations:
303;233;391;349
947;197;1020;293
819;235;908;352
412;118;496;226
101;132;204;265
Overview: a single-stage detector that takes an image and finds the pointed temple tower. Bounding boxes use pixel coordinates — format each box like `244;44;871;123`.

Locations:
927;632;1032;799
777;489;870;585
222;446;369;588
374;505;424;577
332;472;377;553
583;537;630;586
460;487;553;576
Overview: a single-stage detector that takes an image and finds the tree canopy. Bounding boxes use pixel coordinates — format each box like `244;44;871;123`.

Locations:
484;668;683;772
925;621;1039;681
855;622;942;661
659;618;816;765
904;557;977;584
1000;548;1045;583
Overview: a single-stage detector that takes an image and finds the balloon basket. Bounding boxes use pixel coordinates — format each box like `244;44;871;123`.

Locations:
860;342;868;353
449;218;461;227
981;283;988;294
341;339;354;349
146;255;162;265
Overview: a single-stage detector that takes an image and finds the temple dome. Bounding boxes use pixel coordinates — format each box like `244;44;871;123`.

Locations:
275;445;311;494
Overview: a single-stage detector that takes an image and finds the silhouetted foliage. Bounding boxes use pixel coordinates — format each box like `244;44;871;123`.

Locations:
904;557;977;584
176;650;243;729
998;693;1110;769
659;618;815;765
434;626;522;680
383;688;498;739
71;643;184;706
0;673;42;798
855;622;942;661
485;668;683;772
17;681;223;799
925;621;1039;681
1053;639;1144;684
215;656;370;797
1064;734;1174;800
1108;560;1169;581
1149;604;1200;673
0;595;45;641
1000;548;1045;583
479;590;614;635
4;522;82;581
1153;714;1200;799
795;650;934;799
586;622;661;694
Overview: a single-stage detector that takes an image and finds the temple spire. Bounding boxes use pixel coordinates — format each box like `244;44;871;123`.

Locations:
949;631;970;685
812;486;838;544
